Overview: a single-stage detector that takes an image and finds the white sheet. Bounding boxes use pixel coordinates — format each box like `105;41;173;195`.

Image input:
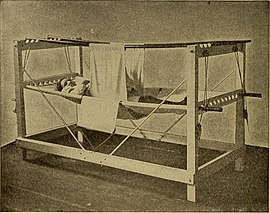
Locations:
77;96;119;133
125;48;145;96
89;43;127;101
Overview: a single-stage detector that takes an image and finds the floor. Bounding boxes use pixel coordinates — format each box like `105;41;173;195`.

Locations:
1;134;269;212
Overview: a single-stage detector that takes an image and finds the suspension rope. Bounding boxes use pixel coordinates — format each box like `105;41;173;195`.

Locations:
82;58;91;70
23;50;31;70
234;50;249;130
234;51;244;90
203;55;209;106
64;47;72;73
199;55;209;125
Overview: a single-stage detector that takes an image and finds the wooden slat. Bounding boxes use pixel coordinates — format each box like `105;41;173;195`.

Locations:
234;46;246;171
18;38;251;51
186;46;199;202
121;101;187;115
198;89;244;108
14;42;26;137
195;43;245;58
17;137;194;184
124;40;251;49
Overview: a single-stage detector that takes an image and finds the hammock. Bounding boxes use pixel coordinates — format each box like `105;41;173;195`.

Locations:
25;84;243;118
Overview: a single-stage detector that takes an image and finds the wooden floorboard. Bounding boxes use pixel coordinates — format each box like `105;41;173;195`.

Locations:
1;137;269;212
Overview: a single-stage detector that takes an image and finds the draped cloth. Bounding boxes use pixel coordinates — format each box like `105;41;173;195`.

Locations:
89;43;127;101
125;48;145;96
78;43;146;132
78;96;119;133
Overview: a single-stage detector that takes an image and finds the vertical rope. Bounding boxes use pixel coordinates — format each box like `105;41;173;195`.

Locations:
64;47;72;73
199;55;209;125
234;52;244;90
203;55;209;106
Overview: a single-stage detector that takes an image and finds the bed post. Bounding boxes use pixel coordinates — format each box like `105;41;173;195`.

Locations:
14;41;26;138
14;41;27;158
77;45;84;143
79;46;84;76
235;43;246;171
186;45;199;202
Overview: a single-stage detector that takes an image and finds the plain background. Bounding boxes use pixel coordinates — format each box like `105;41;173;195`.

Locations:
0;1;269;147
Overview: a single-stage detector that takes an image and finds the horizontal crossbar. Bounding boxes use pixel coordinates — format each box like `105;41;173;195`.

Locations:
17;38;251;51
17;137;194;184
198;146;245;180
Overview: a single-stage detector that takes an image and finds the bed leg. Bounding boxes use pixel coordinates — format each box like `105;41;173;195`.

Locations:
235;157;244;172
234;46;246;172
234;97;245;172
187;184;196;202
235;146;245;172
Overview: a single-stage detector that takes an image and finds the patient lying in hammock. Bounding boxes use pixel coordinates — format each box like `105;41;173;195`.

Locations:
56;77;91;95
56;77;187;105
126;74;187;105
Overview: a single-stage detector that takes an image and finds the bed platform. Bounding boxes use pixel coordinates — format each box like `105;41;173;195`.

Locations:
14;36;259;202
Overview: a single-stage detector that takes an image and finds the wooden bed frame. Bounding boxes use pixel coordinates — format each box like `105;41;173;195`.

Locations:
14;37;253;202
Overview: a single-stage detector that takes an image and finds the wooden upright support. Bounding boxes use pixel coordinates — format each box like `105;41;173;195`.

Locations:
186;46;199;202
75;45;84;142
14;41;28;159
79;46;84;76
14;41;26;137
235;44;246;172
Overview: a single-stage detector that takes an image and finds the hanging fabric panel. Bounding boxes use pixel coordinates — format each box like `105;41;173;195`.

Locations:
89;43;127;101
125;48;145;96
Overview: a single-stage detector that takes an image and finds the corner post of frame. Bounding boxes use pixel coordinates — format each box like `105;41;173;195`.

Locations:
14;41;27;138
79;46;84;76
235;43;246;171
76;45;84;142
186;45;199;202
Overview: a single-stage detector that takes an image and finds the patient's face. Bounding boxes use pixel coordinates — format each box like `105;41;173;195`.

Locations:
60;78;89;95
60;78;76;88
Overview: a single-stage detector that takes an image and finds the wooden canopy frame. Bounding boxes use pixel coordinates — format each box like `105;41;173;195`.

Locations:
14;36;253;202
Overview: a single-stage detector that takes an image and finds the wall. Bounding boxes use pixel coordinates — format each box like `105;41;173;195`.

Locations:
1;1;269;147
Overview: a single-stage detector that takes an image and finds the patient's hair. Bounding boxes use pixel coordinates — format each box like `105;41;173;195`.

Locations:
56;77;66;92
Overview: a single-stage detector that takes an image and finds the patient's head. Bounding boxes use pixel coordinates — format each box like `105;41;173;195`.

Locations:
56;77;67;92
56;77;90;95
